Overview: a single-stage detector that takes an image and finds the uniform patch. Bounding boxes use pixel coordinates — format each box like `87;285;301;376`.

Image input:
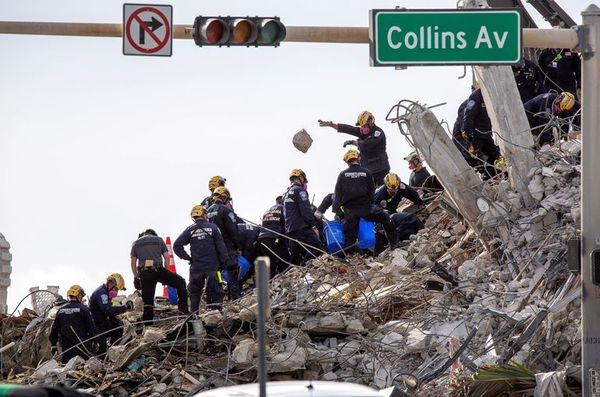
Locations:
299;191;308;201
466;100;476;110
374;130;382;137
101;294;109;305
400;182;406;189
228;213;236;222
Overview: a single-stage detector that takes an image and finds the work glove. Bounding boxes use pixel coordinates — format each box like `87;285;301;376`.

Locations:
312;227;320;239
50;345;58;355
380;200;388;209
334;213;342;222
462;130;473;141
343;140;357;148
133;277;141;290
92;341;100;353
125;300;134;311
314;211;323;221
318;119;334;128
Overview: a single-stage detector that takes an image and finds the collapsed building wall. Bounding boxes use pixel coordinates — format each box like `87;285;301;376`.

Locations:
0;233;12;314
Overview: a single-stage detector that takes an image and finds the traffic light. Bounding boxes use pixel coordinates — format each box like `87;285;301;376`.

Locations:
192;16;286;47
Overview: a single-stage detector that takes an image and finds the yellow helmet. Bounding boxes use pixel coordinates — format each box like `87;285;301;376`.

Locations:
107;273;126;291
403;151;419;162
343;149;360;163
355;111;374;127
557;92;575;111
208;176;226;191
190;204;206;219
67;285;85;298
472;80;480;90
289;168;308;183
212;186;230;201
384;173;401;190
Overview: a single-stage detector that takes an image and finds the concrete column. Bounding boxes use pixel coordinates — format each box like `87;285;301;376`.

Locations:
0;233;12;314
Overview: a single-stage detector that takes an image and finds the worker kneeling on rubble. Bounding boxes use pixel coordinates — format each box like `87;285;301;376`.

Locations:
333;150;398;253
49;285;97;364
90;273;132;356
283;169;323;265
174;205;232;314
524;91;577;146
374;172;424;214
130;229;188;323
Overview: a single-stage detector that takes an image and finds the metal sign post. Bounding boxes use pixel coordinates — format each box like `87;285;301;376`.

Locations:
255;257;271;397
581;5;600;396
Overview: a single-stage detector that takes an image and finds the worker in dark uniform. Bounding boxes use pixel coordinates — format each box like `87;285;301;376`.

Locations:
130;229;188;323
89;273;131;356
201;176;226;208
374;172;424;213
174;205;231;313
403;152;443;194
256;196;290;277
523;91;577;146
49;285;97;364
319;111;390;186
207;186;242;300
538;48;581;98
512;58;544;103
283;169;323;265
333;150;397;252
237;223;259;264
461;88;501;179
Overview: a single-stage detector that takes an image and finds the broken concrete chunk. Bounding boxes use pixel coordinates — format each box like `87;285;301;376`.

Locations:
405;328;431;352
142;327;166;344
292;129;313;153
381;332;404;347
318;313;345;331
33;359;59;380
345;319;366;334
233;338;256;365
201;310;223;327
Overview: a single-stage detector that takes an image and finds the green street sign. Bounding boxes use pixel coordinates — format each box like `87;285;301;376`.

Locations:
370;9;522;66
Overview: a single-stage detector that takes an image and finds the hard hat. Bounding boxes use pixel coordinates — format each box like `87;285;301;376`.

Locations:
208;176;226;191
472;80;480;90
212;186;231;201
289;168;308;183
355;111;374;127
343;149;360;163
190;204;206;219
384;173;401;190
557;92;575;111
403;151;420;162
107;273;126;291
67;285;85;298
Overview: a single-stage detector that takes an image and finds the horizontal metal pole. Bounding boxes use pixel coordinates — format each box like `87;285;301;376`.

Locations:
0;21;580;49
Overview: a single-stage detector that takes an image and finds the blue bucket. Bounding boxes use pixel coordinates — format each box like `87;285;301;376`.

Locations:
221;255;253;283
324;220;345;253
357;219;375;249
324;219;375;251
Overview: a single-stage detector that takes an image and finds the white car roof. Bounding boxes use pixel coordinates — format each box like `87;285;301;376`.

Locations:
192;381;385;397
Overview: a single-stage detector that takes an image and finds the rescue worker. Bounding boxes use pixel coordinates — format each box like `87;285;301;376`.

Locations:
89;273;131;356
523;91;577;146
238;223;259;264
174;205;231;313
49;285;97;364
538;48;581;97
374;213;424;255
130;229;188;323
512;58;544;103
403;152;443;194
201;176;226;208
373;172;424;214
333;150;398;252
256;196;290;277
461;88;501;179
207;186;242;300
283;169;323;265
318;111;390;186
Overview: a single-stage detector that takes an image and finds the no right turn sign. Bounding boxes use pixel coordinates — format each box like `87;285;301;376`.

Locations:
123;3;172;57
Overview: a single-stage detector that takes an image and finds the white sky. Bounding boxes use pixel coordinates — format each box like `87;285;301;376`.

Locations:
0;0;587;313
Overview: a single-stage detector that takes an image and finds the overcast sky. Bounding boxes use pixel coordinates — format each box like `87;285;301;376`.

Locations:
0;0;586;313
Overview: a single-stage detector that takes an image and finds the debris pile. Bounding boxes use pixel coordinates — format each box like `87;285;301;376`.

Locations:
0;143;582;396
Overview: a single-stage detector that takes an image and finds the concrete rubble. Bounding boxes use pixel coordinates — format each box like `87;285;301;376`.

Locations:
292;128;313;153
0;143;582;395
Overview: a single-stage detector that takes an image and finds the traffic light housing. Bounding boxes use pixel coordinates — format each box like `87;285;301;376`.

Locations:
193;16;286;47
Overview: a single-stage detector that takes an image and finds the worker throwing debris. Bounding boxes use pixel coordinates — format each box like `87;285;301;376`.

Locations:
319;111;390;186
174;205;231;313
49;285;97;364
130;229;188;323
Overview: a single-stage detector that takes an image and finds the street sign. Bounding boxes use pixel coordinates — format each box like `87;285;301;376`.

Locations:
123;3;172;56
370;9;521;66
